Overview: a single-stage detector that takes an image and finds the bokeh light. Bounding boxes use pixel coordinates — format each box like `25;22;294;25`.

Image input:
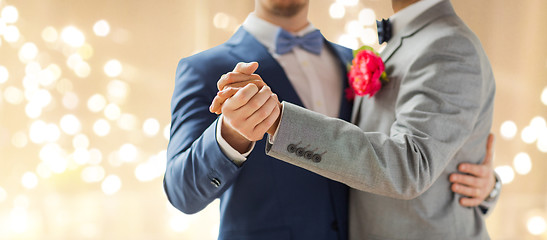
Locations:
88;148;103;165
513;152;532;175
72;134;89;149
18;42;39;63
107;79;129;103
93;20;110;37
213;13;230;29
4;86;23;104
3;25;20;42
119;143;138;162
358;8;376;26
60;114;82;135
73;148;91;165
11;131;28;148
0;65;8;84
527;216;547;236
41;26;58;43
61;26;85;47
62;91;79;110
1;5;19;23
337;34;358;50
104;59;122;77
117;113;138;131
329;3;345;19
101;175;122;195
74;61;91;78
93;119;111;137
521;126;537;144
81;165;105;183
87;94;107;112
164;124;170;141
500;120;518;140
104;103;121;120
143;118;160;136
21;172;39;189
360;28;377;45
495;165;515;184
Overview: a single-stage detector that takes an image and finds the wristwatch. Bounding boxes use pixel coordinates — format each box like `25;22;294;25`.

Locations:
485;174;502;202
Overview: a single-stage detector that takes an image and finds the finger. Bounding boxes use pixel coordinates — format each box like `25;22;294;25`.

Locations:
458;163;489;178
459;197;483;207
225;79;267;90
223;84;259;111
449;173;484;188
451;183;481;198
482;133;495;165
218;72;263;90
254;101;281;140
235;86;273;116
247;93;279;127
233;62;259;75
210;88;239;114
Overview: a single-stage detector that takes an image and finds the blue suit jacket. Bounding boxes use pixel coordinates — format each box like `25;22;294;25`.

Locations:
164;28;353;240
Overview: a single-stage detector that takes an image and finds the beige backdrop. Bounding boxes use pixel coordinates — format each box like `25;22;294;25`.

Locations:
0;0;546;239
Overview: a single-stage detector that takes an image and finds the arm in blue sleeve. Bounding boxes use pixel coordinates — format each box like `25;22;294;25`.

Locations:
163;59;241;214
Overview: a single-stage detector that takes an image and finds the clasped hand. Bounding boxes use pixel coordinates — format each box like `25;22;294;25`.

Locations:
210;62;281;142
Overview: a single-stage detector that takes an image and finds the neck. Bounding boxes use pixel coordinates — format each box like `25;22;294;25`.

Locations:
254;5;310;33
392;0;420;13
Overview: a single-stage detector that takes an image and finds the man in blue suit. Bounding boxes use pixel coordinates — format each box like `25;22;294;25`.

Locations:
164;0;498;239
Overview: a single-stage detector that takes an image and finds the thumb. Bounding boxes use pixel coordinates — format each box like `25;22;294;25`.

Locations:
233;62;259;75
482;133;495;166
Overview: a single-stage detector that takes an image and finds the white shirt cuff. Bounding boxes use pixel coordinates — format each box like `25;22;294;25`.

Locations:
268;102;285;144
216;115;254;166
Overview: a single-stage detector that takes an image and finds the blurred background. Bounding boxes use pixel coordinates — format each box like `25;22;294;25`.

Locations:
0;0;545;239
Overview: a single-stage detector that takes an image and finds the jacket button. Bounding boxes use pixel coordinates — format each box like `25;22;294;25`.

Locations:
304;151;313;159
287;144;297;153
331;220;339;231
296;148;305;157
312;154;321;163
210;178;221;188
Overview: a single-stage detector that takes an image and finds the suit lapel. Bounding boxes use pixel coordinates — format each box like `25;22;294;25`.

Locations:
351;1;456;124
228;28;305;108
325;41;353;122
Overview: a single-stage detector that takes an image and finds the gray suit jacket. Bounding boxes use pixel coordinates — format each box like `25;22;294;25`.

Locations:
266;1;495;239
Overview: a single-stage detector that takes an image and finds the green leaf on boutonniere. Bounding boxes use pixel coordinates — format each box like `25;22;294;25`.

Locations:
353;45;379;57
380;71;389;85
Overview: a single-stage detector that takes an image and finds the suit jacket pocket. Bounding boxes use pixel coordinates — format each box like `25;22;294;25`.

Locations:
222;227;290;240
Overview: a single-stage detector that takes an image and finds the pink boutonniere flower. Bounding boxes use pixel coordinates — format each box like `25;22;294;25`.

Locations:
346;46;389;100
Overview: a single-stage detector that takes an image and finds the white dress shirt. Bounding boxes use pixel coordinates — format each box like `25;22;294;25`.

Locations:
216;13;343;165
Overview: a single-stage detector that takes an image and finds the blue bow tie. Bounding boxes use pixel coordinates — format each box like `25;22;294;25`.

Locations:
376;18;392;44
275;28;323;55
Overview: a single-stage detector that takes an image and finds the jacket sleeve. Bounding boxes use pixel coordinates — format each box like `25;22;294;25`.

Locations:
163;59;241;214
266;36;494;200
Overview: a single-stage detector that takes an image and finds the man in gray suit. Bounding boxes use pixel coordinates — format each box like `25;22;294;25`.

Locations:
214;0;498;239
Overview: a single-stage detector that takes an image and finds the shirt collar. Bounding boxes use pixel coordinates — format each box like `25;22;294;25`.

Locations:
242;13;318;54
390;0;446;37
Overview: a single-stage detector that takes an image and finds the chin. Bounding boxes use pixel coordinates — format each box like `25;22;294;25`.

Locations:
265;0;307;17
